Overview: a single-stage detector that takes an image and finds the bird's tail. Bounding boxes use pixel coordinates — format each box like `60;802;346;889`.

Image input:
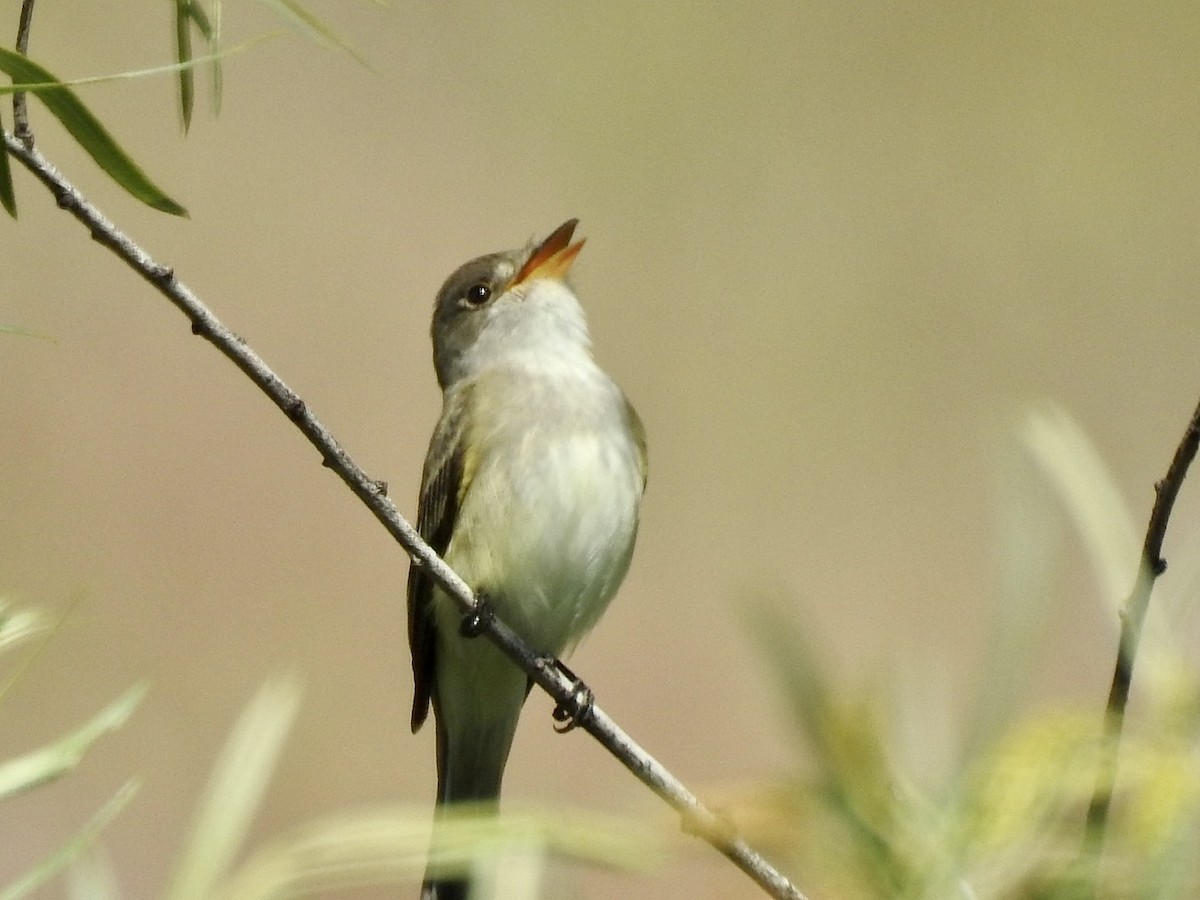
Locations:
419;710;521;900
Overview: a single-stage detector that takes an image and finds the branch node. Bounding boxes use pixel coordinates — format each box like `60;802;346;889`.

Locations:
285;396;307;423
14;121;33;150
373;479;389;497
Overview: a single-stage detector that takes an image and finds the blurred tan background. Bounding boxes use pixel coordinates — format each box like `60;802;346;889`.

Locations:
4;2;1200;897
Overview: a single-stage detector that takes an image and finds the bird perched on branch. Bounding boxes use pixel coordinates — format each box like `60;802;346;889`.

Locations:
408;220;647;899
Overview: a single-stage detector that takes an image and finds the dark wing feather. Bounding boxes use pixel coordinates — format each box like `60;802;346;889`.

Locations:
407;392;472;732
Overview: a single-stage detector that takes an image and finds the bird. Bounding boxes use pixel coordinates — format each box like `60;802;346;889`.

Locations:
407;219;647;899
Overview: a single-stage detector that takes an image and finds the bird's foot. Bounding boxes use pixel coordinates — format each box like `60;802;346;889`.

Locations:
459;593;495;638
550;659;595;733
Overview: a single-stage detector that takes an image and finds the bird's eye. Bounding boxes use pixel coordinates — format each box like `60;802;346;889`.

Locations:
465;282;492;306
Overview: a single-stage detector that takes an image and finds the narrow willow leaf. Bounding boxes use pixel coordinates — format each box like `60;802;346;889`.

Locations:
257;0;374;70
175;0;195;130
183;0;223;115
0;684;148;801
0;110;15;217
0;48;186;215
0;780;139;900
165;675;303;900
0;37;272;96
210;1;224;114
186;0;215;40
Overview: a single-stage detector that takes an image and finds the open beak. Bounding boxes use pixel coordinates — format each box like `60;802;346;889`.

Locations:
511;219;585;287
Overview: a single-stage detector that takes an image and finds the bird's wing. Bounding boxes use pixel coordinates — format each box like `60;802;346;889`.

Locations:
407;389;474;732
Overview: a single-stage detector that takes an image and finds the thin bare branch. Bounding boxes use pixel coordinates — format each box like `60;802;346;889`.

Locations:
0;126;808;900
1082;395;1200;885
12;0;35;147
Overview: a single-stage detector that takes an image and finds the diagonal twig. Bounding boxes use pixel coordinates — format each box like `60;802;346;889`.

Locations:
12;0;35;147
1082;396;1200;879
1;124;808;900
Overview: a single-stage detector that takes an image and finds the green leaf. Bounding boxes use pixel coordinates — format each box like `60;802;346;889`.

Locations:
0;36;272;96
187;0;225;115
186;0;215;40
0;111;15;218
0;48;187;215
0;684;147;801
0;780;139;900
209;1;225;115
175;0;195;131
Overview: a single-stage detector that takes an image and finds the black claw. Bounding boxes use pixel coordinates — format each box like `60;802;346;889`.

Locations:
551;660;595;733
459;594;494;638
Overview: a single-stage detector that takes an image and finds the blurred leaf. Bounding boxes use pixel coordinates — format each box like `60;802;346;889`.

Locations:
175;0;196;130
217;807;431;900
66;849;120;900
256;0;374;70
0;48;187;215
1022;402;1180;688
216;804;658;900
0;594;84;705
964;712;1101;849
743;603;908;894
961;419;1064;761
1022;402;1139;612
0;684;147;801
956;708;1200;898
0;323;55;340
0;110;15;217
165;674;303;900
0;601;50;655
742;603;833;757
0;779;139;900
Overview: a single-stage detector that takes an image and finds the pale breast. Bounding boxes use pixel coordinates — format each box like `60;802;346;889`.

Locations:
443;367;644;654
